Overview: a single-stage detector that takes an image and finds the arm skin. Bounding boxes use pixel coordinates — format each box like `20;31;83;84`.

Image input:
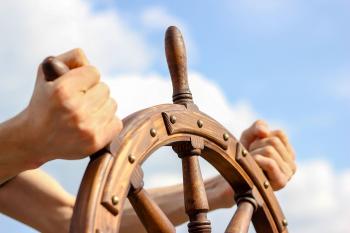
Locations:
0;169;75;233
0;170;233;233
0;49;296;231
0;48;122;185
0;120;296;232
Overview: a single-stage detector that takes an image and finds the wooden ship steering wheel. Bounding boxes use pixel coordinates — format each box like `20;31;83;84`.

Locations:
43;26;288;233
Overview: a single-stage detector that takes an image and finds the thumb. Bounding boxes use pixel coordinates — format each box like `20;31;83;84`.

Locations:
240;120;269;148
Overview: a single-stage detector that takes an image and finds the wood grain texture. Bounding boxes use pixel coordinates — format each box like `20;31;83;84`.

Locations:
235;143;287;232
225;201;255;233
42;56;69;81
70;104;286;233
70;26;288;233
127;166;175;233
165;26;193;104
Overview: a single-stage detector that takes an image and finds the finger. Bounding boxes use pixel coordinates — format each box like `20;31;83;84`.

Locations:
82;82;110;114
250;146;292;177
240;120;269;148
252;154;288;190
249;137;296;173
270;130;296;160
56;48;89;69
92;98;118;128
100;117;123;145
54;65;100;93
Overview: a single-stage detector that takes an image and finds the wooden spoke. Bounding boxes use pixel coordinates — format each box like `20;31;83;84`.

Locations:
69;26;289;233
225;197;257;233
128;166;175;233
173;137;211;233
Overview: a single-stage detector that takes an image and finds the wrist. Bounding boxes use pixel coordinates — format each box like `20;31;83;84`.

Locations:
0;110;44;180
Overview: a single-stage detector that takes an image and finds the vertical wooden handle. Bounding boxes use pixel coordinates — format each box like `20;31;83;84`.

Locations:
165;26;193;104
42;56;70;81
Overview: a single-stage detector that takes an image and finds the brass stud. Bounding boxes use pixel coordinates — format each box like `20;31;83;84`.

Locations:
282;219;288;227
128;154;135;163
242;149;248;157
111;195;119;205
150;128;157;137
170;115;177;124
223;133;229;141
197;120;203;128
263;180;270;189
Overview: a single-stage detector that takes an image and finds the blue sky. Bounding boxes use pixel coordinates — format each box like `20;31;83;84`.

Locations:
0;0;349;232
96;0;350;169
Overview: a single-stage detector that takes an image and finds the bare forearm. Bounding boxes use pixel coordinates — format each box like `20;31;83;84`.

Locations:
0;169;74;233
0;111;40;185
120;176;234;233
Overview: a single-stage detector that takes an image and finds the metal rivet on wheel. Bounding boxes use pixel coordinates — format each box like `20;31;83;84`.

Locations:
282;219;288;227
197;120;203;128
111;195;119;205
150;128;157;137
263;180;270;189
242;149;248;157
223;133;229;141
170;115;177;124
128;154;136;163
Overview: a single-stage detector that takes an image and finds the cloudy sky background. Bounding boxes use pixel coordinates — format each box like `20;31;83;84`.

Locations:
0;0;349;232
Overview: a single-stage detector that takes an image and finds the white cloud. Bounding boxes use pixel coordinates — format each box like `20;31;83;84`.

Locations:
140;6;198;64
105;74;350;233
277;160;350;233
0;0;151;73
1;1;350;233
105;72;256;137
141;6;185;31
0;0;152;120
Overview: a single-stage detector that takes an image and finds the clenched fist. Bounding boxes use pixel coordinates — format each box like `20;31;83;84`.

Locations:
240;120;296;190
23;48;122;163
208;120;297;209
0;48;122;183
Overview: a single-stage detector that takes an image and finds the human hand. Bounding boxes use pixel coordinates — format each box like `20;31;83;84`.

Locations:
240;120;296;190
208;120;296;209
21;48;122;164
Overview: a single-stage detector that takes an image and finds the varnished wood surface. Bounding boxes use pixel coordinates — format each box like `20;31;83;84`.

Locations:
68;26;289;233
225;201;255;233
70;104;287;233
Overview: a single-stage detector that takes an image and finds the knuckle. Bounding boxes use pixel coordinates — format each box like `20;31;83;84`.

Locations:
72;48;86;60
266;159;278;172
254;119;267;128
87;65;100;78
264;146;275;157
275;129;288;141
268;137;280;147
275;177;288;190
69;109;84;125
52;83;69;103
